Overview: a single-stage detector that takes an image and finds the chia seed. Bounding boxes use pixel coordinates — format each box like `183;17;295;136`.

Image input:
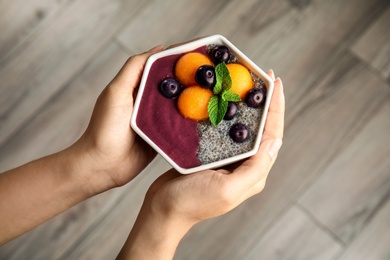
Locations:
197;46;266;165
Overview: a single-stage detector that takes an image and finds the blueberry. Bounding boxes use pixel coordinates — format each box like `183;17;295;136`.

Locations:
229;123;250;143
211;46;230;64
224;102;238;120
245;88;266;108
195;65;216;89
159;77;182;98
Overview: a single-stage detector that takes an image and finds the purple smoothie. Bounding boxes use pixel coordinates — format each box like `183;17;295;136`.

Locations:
136;47;208;168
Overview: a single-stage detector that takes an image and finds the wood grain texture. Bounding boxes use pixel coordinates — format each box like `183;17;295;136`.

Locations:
0;42;128;172
116;0;230;53
0;0;151;147
298;97;390;244
60;157;171;260
0;42;130;259
351;7;390;80
0;0;69;63
245;205;342;260
337;198;390;260
1;0;390;259
174;52;390;260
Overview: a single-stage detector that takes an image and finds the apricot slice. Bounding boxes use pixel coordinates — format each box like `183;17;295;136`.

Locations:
226;63;253;99
175;52;213;87
178;85;213;121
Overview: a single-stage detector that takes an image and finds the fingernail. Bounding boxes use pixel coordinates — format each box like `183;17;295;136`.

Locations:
268;69;275;79
148;44;163;53
268;139;282;158
275;77;283;89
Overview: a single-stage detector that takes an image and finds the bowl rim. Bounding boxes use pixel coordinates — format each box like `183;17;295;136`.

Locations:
131;34;274;174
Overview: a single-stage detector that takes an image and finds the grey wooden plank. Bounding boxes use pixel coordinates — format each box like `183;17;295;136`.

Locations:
115;0;232;53
298;97;390;244
0;41;128;172
0;0;153;147
174;53;390;259
0;0;69;63
231;0;389;125
0;42;132;259
1;0;390;259
351;7;390;80
245;205;342;260
168;0;390;257
119;0;388;126
338;197;390;260
59;157;171;260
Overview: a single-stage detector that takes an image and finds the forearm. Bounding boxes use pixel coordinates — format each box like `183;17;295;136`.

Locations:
117;201;193;260
0;146;94;245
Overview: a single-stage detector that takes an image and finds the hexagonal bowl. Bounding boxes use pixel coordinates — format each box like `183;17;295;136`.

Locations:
131;34;274;174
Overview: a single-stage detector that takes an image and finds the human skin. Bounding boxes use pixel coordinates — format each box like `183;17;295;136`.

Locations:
117;70;285;260
0;45;163;245
0;43;284;260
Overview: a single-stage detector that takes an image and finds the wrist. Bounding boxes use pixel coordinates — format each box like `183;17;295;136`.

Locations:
118;200;193;259
62;140;114;197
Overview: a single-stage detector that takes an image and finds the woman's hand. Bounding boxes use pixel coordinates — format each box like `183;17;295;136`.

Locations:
70;45;163;195
0;46;163;245
148;70;284;223
118;70;285;259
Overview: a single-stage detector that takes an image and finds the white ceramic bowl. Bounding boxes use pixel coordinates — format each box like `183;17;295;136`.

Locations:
131;35;274;174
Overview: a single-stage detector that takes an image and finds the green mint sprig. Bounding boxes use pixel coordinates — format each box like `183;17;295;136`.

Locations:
208;62;241;126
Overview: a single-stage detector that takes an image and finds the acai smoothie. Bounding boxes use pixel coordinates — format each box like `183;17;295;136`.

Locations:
135;41;268;171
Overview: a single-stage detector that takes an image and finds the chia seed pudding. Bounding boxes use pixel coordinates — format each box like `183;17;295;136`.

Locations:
133;36;269;173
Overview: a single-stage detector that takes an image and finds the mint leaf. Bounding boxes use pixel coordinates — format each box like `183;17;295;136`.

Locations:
208;96;228;126
208;62;234;126
213;67;223;95
213;62;231;95
208;96;219;126
217;98;228;125
222;90;241;102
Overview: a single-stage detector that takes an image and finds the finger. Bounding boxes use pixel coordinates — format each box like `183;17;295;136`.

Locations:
262;77;285;141
266;69;275;81
108;45;164;98
229;77;285;188
232;138;282;183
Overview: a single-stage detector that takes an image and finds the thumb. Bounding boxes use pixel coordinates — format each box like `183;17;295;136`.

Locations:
108;45;163;100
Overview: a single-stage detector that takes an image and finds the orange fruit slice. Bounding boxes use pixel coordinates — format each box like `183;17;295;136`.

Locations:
226;63;253;99
175;52;213;87
178;85;214;121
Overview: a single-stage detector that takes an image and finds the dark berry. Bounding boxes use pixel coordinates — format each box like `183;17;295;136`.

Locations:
229;123;250;143
224;102;238;120
211;46;230;64
195;65;216;89
245;88;266;108
159;77;182;98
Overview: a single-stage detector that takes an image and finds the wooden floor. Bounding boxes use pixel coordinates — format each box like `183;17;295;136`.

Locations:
1;0;389;259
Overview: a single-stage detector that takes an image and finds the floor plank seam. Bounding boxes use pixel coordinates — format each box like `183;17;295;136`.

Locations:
285;50;355;127
112;37;137;56
294;201;346;248
349;49;390;88
0;0;75;67
57;157;162;259
108;0;160;48
340;1;390;52
0;39;123;152
58;177;145;260
183;0;233;39
330;191;390;260
291;71;390;203
239;200;298;253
